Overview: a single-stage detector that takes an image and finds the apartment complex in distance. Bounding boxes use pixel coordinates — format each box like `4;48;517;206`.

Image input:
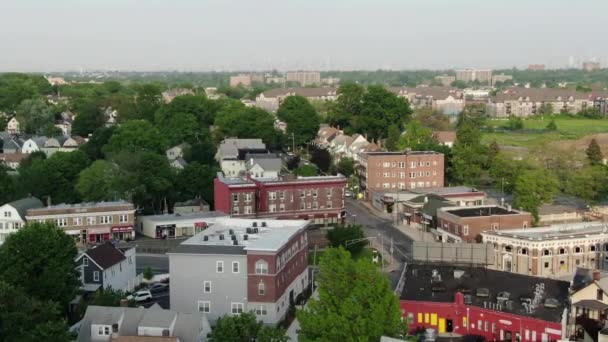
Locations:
285;71;321;87
390;87;465;115
255;87;337;112
455;69;493;84
481;222;608;278
583;61;601;72
26;201;136;244
528;64;546;71
229;74;252;87
169;218;309;325
434;75;456;86
359;151;445;197
214;173;347;226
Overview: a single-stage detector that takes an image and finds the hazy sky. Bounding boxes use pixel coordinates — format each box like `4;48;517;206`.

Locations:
1;0;607;72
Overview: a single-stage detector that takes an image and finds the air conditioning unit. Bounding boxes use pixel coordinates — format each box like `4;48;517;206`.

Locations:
162;329;170;337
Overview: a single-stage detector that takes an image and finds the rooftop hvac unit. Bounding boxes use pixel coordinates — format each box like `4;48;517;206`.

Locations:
246;228;252;234
476;288;490;298
244;234;248;241
219;234;224;240
544;298;559;308
261;221;267;227
253;222;258;227
253;228;259;234
233;240;238;245
464;295;473;304
203;235;209;241
497;292;511;301
229;229;234;235
505;300;514;310
231;235;237;241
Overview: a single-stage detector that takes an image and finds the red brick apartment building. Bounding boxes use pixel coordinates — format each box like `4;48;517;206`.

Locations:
214;173;347;226
436;205;532;242
359;151;444;197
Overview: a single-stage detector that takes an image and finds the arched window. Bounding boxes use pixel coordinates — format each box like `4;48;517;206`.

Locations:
574;247;582;254
590;245;597;252
258;281;265;296
519;248;528;255
505;246;512;253
543;249;551;256
255;260;268;275
559;248;566;255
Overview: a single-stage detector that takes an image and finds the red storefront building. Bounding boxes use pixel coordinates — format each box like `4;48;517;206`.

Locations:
26;201;136;244
400;264;569;342
214;173;347;226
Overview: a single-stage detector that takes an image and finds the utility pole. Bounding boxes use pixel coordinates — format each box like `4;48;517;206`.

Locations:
291;132;296;154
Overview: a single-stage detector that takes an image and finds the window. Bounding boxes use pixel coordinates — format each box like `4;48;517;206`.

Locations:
410;162;416;168
232;261;239;273
326;188;333;197
391;162;396;167
279;191;285;199
204;281;211;293
398;162;405;168
598;289;604;301
256;260;268;274
269;204;276;213
463;225;469;236
426;161;431;166
216;261;224;273
383;172;389;178
231;303;244;314
3;211;10;218
300;191;305;199
98;326;110;336
119;214;128;223
326;201;332;209
279;204;285;212
83;257;89;266
312;190;318;198
244;193;252;203
409;172;416;178
383;162;390;167
419;161;424;166
100;216;112;224
269;192;276;200
544;262;549;268
258;281;266;295
255;305;267;315
300;202;305;210
55;218;67;227
232;193;239;202
313;202;318;209
244;206;252;214
93;271;99;281
87;216;96;225
74;217;83;226
232;207;239;215
382;183;390;189
198;301;210;313
399;172;405;179
307;202;311;209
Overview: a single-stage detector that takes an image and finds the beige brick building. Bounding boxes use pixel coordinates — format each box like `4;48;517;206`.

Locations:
285;71;321;87
26;201;136;244
360;151;445;196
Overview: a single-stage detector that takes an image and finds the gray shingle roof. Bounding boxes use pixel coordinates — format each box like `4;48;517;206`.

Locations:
169;244;246;255
6;197;44;219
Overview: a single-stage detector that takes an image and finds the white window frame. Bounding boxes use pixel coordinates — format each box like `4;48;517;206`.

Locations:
204;281;211;293
93;271;100;281
258;281;266;295
255;305;267;316
198;301;210;313
216;261;224;273
231;302;244;314
74;217;83;226
232;261;239;273
269;192;276;200
87;216;96;225
119;214;128;223
256;260;268;274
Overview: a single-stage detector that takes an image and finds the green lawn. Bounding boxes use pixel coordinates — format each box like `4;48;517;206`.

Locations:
308;247;383;266
482;116;608;148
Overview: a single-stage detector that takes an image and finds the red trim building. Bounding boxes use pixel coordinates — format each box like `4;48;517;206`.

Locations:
214;173;347;225
400;264;569;342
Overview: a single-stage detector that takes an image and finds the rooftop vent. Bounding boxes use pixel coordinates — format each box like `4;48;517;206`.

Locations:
253;222;258;227
261;221;267;227
219;234;224;240
231;235;237;241
203;235;209;241
544;298;559;308
232;240;238;246
476;288;490;298
244;234;248;241
497;292;511;301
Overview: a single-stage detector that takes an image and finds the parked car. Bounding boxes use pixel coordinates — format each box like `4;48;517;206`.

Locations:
345;190;353;197
148;283;169;294
127;290;152;302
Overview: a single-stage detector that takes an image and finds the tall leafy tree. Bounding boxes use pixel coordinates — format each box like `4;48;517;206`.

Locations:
103;120;168;157
80;126;116;161
277;95;321;146
489;153;528;194
0;222;79;308
0;165;17;204
415;107;450;131
183;135;217;165
209;312;288;342
586;138;604;165
397;120;435;151
336;157;355;177
155;111;199;146
16;98;54;134
76;160;120;202
355;85;412;140
310;146;332;173
564;166;608;205
297;248;405;341
328;82;365;130
513;168;559;223
163;94;217;127
174;162;218;206
214;102;284;148
326;224;366;256
385;124;401;151
71;98;106;136
296;164;318;176
450;121;487;185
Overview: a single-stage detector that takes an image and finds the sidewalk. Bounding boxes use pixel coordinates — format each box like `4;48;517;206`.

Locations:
356;199;435;242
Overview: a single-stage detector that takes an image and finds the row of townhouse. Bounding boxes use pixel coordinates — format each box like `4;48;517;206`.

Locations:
315;126;381;163
256;86;465;115
0;133;87;169
0;197;136;245
488;87;608;117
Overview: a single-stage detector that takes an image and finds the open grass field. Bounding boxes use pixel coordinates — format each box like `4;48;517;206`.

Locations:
482;116;608;148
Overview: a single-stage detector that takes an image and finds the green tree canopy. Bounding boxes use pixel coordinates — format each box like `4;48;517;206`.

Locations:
513;168;559;223
546;119;557;131
564;165;608;205
0;222;79;308
310;146;332;173
397;120;435;151
506;116;524;130
214;101;284;149
586;138;604;165
71;98;106;136
336;157;355;177
103;120;168;157
16;98;54;134
450;121;487;185
385;124;401;151
296;164;318;177
76;160;120;202
0;165;17;204
328;82;365;130
163;94;217;127
354;85;412;140
209;311;288;342
326;224;366;256
174;162;218;206
489;153;528;194
415;107;451;131
277;95;321;146
155;111;200;146
297;248;405;341
80;126;116;161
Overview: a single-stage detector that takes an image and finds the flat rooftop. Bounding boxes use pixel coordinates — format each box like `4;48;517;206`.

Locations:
483;222;608;241
139;211;228;223
170;218;308;255
216;172;346;186
401;264;569;323
28;201;133;212
364;151;443;156
443;205;520;217
412;186;484;196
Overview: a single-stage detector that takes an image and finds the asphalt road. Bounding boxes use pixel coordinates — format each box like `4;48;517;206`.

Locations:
137;254;169;275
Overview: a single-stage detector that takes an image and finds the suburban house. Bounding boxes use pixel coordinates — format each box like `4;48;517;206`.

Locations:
169;218;310;325
0;197;44;244
77;304;210;342
437;205;532;242
401;264;569;342
26;201;136;244
6;117;20;134
482;222;608;278
162;88;195;103
390;87;465;115
21;135;85;156
0;152;26;170
315;126;342;148
76;242;137;292
569;270;608;340
55;113;73;136
245;153;282;178
170;157;188;170
166;143;188;161
21;136;48;154
255;87;337;112
214;173;347;225
216;138;267;177
1;136;23;153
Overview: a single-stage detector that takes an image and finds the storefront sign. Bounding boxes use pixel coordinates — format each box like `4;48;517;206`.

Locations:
87;227;111;234
194;222;208;228
111;225;133;233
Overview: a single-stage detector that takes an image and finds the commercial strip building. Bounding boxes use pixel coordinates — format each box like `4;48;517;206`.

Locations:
26;201;136;244
214;173;347;226
400;264;569;342
481;222;608;278
169;218;309;325
359;151;445;197
137;211;229;239
437;205;532;243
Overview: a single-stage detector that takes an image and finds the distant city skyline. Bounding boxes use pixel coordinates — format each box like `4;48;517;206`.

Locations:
1;0;607;72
